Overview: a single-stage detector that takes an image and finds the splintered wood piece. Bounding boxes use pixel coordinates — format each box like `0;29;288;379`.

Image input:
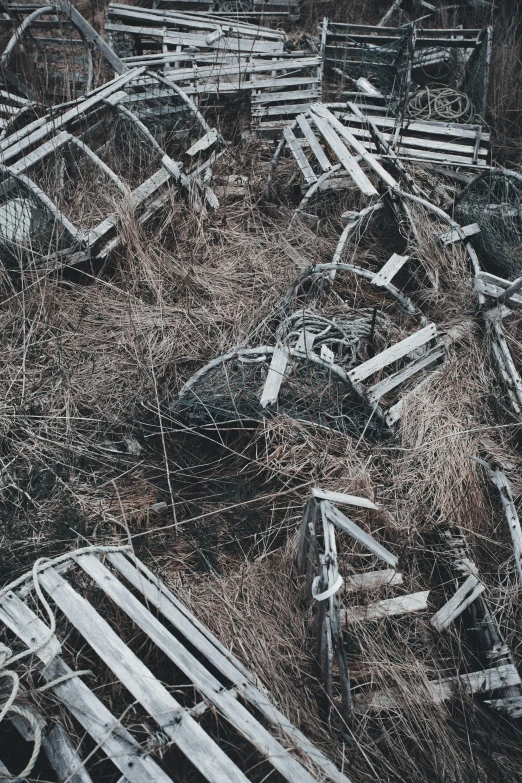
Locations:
283;126;317;185
344;569;403;592
432;663;522;702
76;554;320;783
357;664;522;711
430;574;485;632
312;488;377;510
438;223;480;245
186;128;220;156
312;105;398;189
308;111;377;196
474;271;522;306
296;114;332;172
484;695;522;718
107;554;353;783
491;469;522;587
341;591;430;623
348;324;438;384
0;591;175;783
371;253;409;287
37;566;251;783
366;345;444;404
42;724;94;783
323;501;398;568
260;344;289;408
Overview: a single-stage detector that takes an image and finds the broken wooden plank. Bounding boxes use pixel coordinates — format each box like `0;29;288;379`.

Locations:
430;574;485;632
308;111;377;196
438;222;480;245
77;554;320;783
260;344;289;408
283;125;317;185
296;114;332;172
348;324;437;384
371;253;409;287
185;128;219;155
366;345;444;404
312;488;377;510
341;591;430;623
323;501;398;568
344;569;403;592
37;567;252;783
107;553;353;783
490;468;522;587
42;724;94;783
433;663;522;702
0;591;175;783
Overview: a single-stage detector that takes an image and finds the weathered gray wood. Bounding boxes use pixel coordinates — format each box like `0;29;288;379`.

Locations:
283;126;317;185
366;345;444;404
348;324;437;384
491;469;522;587
296;114;332;172
56;0;127;74
107;554;354;783
38;566;251;783
77;554;320;783
260;344;290;407
341;591;429;623
344;569;403;592
0;591;175;783
311;488;377;510
430;574;485;632
185;128;219;155
42;724;94;783
308;111;377;196
371;253;409;287
323;501;398;568
439;223;480;245
313;104;398;189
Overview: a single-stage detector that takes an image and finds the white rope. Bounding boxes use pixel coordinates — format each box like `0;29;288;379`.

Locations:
7;703;42;783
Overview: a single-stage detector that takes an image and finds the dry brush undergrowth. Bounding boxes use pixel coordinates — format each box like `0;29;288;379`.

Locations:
2;1;522;782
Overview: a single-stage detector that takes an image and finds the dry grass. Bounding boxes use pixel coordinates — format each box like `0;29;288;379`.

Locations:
1;2;522;782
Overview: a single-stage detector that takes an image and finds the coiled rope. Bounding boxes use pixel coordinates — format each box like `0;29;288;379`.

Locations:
407;87;475;123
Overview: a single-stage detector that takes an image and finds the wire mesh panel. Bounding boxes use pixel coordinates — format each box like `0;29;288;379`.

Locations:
0;6;93;107
0;171;77;266
455;170;522;279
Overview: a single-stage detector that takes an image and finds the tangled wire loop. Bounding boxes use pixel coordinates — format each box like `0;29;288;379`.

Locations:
407;87;475;123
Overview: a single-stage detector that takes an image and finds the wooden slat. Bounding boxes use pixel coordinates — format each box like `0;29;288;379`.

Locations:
313;104;398;189
312;488;377;510
252;89;322;105
371;253;409;286
337;112;489;141
185;128;219;156
430;574;485;632
260;343;290;407
42;724;94;783
341;591;429;623
344;569;403;592
439;223;480;245
309;111;377;196
77;554;321;783
8;130;72;174
323;501;398;568
37;566;251;783
366;345;444;404
107;553;353;783
348;324;437;384
0;591;175;783
283;126;317;185
296;114;331;172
